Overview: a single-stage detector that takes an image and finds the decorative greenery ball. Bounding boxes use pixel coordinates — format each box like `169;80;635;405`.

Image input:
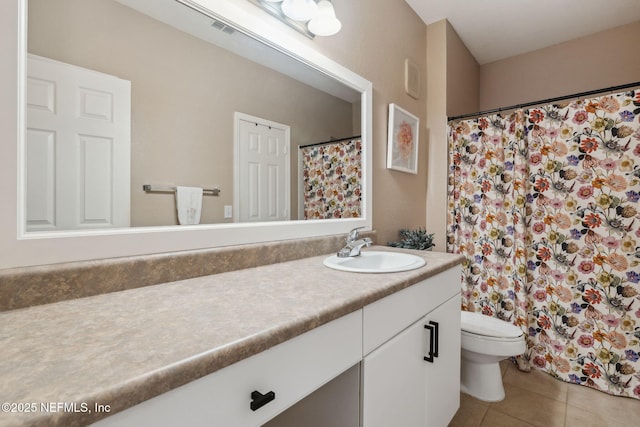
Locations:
387;228;435;251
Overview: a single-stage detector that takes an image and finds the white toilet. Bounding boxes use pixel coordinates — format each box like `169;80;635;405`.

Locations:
460;311;526;402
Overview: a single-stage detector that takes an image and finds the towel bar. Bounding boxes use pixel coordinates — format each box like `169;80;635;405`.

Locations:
142;184;220;196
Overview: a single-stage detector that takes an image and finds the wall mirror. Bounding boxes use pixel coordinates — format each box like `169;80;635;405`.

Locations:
3;0;372;268
26;0;363;230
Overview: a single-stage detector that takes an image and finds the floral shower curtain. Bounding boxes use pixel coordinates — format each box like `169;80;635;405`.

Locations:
301;138;362;219
447;89;640;399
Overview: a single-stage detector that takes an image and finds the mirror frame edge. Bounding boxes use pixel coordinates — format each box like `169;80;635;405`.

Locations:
3;0;373;269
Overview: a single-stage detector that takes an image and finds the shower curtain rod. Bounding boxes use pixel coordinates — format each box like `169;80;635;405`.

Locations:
298;135;361;149
448;81;640;121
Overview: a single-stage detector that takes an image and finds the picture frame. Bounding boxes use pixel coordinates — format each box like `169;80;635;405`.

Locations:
386;103;419;174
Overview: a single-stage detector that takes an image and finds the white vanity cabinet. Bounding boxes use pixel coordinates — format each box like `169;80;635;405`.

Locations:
92;311;362;427
361;268;461;427
92;266;461;427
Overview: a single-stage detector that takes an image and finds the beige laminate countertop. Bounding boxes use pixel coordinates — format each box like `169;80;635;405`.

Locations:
0;248;463;427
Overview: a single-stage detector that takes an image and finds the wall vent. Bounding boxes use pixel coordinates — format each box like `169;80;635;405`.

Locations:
211;19;235;35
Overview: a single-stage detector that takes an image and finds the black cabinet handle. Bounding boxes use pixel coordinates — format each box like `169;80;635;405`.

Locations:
431;321;439;358
250;390;276;411
423;321;439;363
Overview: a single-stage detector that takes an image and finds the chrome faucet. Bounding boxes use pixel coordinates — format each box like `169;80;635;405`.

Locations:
337;227;372;257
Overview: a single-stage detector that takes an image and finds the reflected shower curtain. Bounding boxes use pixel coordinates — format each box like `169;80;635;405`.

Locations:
301;138;362;219
447;90;640;399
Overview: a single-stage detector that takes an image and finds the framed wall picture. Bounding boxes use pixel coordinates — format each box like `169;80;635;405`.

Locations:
386;103;419;174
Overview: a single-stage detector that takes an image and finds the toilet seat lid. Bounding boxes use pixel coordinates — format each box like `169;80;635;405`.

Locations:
461;311;523;338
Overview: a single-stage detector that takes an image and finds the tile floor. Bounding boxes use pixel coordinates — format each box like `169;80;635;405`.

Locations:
449;360;640;427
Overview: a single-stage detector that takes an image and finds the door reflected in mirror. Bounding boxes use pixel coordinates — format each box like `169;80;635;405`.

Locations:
25;0;362;231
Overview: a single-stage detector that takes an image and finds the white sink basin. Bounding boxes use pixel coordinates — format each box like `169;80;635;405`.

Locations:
323;251;426;273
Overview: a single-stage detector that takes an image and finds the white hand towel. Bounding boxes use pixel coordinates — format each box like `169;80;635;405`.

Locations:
176;186;203;225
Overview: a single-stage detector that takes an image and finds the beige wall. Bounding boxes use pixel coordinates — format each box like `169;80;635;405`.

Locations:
426;20;480;251
425;21;448;252
28;0;354;226
311;0;429;245
480;21;640;110
446;23;480;118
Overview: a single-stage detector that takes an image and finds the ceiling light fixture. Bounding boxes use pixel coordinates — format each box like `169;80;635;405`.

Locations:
248;0;342;38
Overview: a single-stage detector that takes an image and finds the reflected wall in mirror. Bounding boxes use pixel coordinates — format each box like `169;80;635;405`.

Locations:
25;0;361;231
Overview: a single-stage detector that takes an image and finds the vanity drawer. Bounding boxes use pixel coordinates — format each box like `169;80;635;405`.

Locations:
93;310;362;427
363;268;460;355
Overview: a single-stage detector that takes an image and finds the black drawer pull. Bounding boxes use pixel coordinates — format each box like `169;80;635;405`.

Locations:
431;321;439;358
423;321;439;363
250;390;276;411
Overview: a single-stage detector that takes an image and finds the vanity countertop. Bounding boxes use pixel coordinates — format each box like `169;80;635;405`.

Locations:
0;247;463;427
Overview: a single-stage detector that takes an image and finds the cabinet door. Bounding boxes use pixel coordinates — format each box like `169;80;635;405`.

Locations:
362;293;461;427
424;295;461;427
361;317;427;427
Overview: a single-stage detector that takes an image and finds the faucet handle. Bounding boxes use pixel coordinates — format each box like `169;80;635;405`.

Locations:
346;226;365;243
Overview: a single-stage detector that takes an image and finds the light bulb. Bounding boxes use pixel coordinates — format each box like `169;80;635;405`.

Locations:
308;0;341;36
281;0;318;22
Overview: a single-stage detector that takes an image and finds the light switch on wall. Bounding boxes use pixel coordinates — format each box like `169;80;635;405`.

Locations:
224;205;233;219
